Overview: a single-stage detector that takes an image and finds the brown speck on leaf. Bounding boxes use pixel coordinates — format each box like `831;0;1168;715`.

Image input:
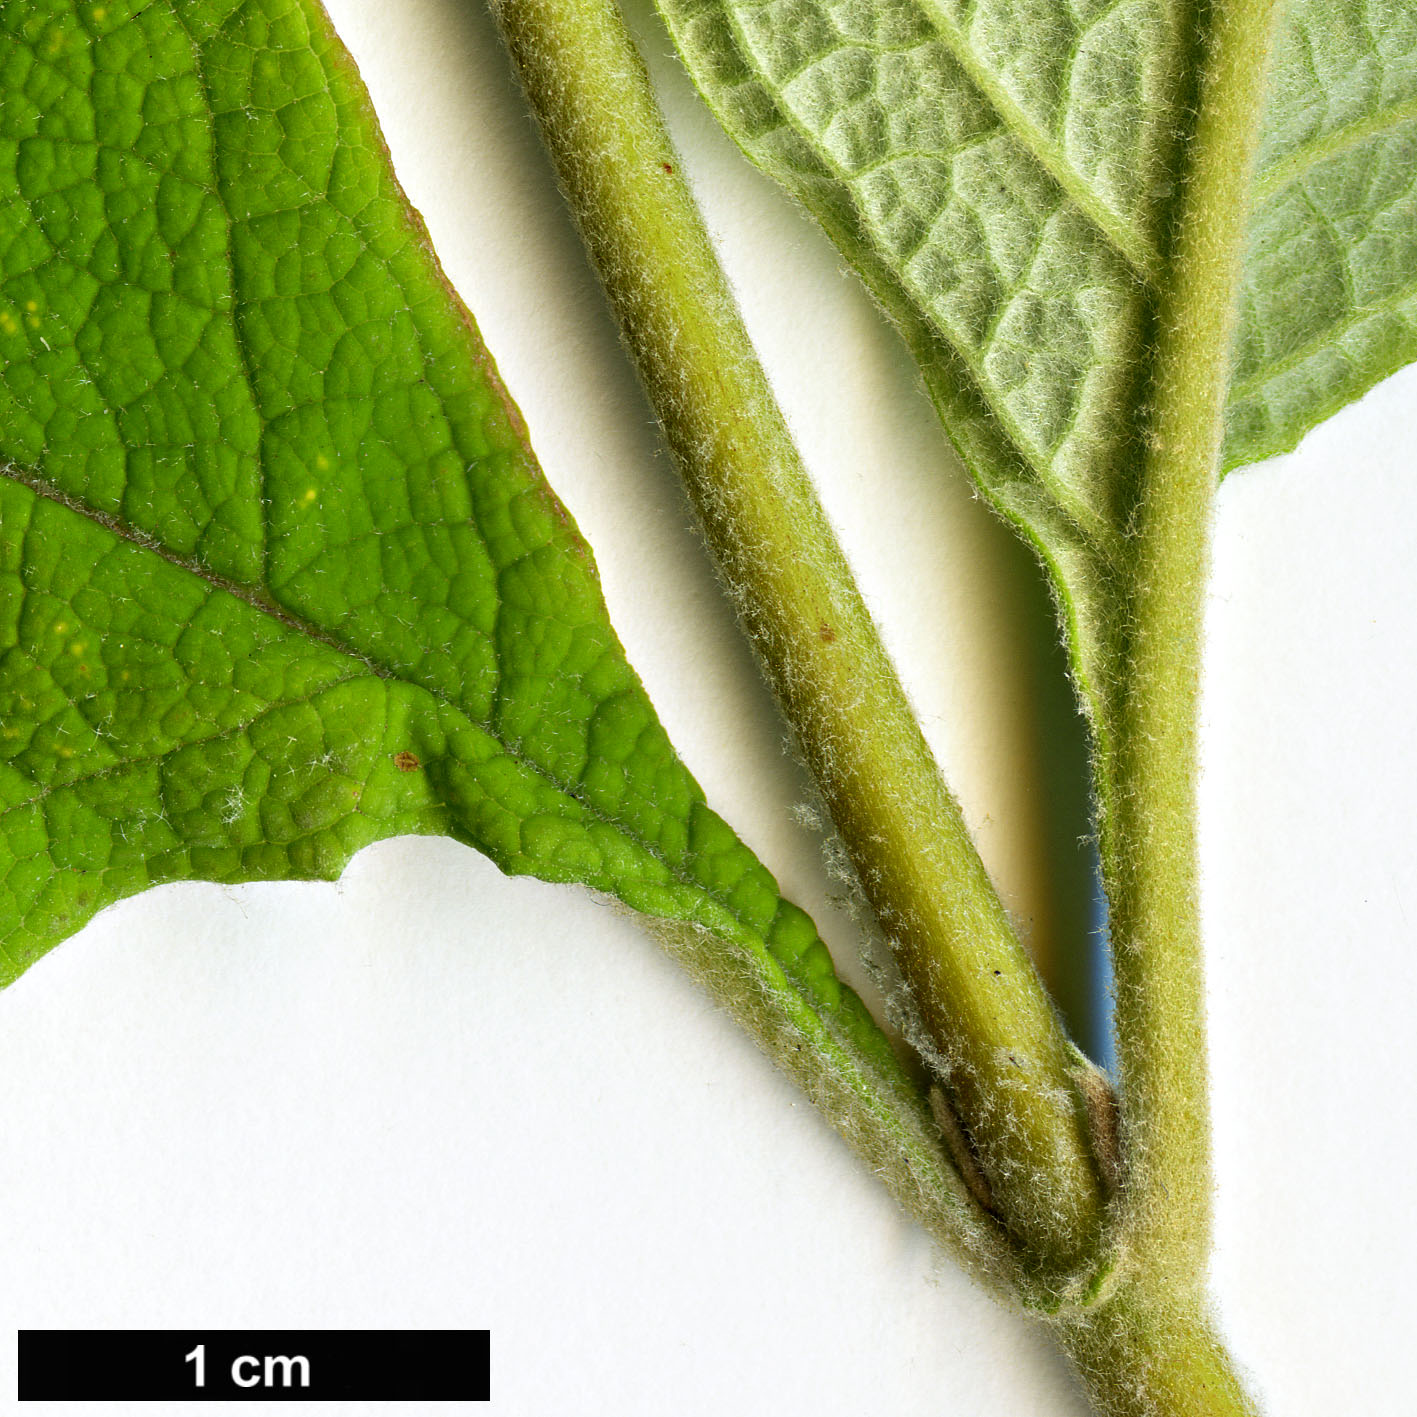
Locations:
818;622;836;643
394;751;421;772
662;161;674;174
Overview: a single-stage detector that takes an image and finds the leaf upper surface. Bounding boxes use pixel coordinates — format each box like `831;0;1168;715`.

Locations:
0;0;864;1060
0;0;1056;1278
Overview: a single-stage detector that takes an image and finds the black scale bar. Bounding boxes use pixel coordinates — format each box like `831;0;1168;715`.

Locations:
18;1330;490;1401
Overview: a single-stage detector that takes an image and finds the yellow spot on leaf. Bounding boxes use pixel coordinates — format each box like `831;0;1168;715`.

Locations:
314;453;331;470
0;311;17;336
301;487;318;506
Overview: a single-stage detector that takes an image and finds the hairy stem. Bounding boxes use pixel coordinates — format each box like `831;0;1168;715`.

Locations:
484;0;1108;1275
1099;0;1283;1281
1055;1277;1259;1417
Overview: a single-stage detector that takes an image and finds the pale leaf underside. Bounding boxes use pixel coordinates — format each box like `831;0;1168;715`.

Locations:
657;0;1417;735
1231;0;1417;467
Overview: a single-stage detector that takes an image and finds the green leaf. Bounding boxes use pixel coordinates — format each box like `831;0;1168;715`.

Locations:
0;0;846;1121
655;0;1417;734
0;0;1012;1287
1;0;762;966
1226;0;1417;468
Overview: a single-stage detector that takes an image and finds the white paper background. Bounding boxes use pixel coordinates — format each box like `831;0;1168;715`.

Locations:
3;1;1415;1412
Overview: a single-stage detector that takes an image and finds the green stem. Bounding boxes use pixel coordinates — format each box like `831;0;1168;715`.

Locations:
1055;1277;1259;1417
484;0;1107;1275
1099;0;1283;1281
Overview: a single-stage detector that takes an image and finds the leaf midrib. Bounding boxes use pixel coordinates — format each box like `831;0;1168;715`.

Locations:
734;0;1162;282
756;115;1127;560
4;464;395;681
165;0;515;739
4;4;809;984
3;464;794;960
